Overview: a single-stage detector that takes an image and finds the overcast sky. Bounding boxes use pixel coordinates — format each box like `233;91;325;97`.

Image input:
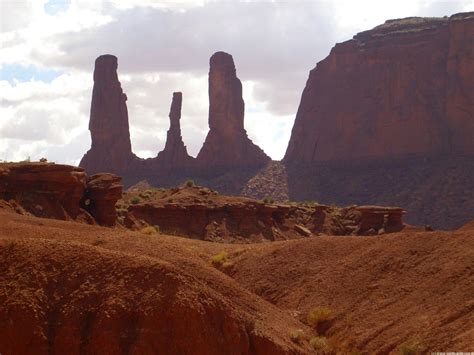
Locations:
1;0;473;164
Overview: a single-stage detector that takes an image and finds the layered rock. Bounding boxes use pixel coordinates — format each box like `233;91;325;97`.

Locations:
80;54;138;174
0;162;87;220
0;162;122;226
285;12;474;165
156;92;192;168
197;52;270;172
84;173;123;226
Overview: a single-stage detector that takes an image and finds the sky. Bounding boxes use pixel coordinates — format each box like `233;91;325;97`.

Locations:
1;0;473;165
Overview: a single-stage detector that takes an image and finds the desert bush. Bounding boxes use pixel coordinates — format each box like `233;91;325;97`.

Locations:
211;251;229;266
290;329;306;344
397;340;424;355
307;307;334;334
309;336;332;353
130;196;141;204
211;252;234;271
185;179;195;187
140;226;159;235
262;197;274;204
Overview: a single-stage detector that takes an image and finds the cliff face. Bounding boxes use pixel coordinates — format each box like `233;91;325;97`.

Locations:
285;12;474;165
80;55;139;173
197;52;270;172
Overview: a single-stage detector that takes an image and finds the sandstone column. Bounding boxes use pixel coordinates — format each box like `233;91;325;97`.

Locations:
80;54;137;174
197;51;269;173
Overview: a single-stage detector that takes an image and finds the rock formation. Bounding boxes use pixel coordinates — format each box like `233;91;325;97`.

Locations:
0;162;122;226
156;92;192;168
197;52;270;172
0;162;87;220
84;173;123;226
80;54;138;174
285;12;474;165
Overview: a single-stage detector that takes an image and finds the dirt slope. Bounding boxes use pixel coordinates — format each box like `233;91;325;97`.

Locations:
229;231;474;353
1;210;473;354
0;211;310;355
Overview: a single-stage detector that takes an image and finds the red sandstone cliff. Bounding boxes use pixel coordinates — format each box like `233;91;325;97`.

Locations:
285;12;474;165
197;52;270;172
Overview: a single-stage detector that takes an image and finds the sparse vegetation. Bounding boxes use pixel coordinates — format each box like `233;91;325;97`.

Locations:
210;251;234;270
307;307;334;334
139;190;153;199
140;226;160;235
290;329;306;344
211;251;228;266
185;179;195;187
262;197;275;204
309;336;332;353
397;340;425;355
130;196;141;204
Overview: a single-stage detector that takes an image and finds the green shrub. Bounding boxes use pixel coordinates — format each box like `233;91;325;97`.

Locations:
262;197;274;204
211;251;234;270
309;336;331;353
130;196;141;204
211;251;228;266
185;179;195;187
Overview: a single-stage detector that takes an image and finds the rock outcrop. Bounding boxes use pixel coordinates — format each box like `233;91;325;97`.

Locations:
80;54;138;174
118;185;406;242
0;162;87;220
156;92;192;168
197;52;270;172
84;173;123;226
285;12;474;165
0;162;122;226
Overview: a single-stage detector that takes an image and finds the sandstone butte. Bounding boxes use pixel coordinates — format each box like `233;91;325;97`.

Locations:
284;12;474;164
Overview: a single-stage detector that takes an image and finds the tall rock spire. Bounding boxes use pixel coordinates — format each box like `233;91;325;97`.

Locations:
157;92;191;167
197;51;270;172
80;54;137;174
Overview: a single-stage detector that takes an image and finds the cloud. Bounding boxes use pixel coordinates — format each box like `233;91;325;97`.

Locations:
1;0;473;165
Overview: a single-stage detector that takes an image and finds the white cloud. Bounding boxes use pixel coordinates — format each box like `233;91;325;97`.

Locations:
1;0;472;164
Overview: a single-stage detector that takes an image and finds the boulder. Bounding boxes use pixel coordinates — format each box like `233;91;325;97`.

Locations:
84;173;123;226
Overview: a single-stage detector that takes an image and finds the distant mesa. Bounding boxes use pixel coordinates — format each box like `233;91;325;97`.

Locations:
284;12;474;165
